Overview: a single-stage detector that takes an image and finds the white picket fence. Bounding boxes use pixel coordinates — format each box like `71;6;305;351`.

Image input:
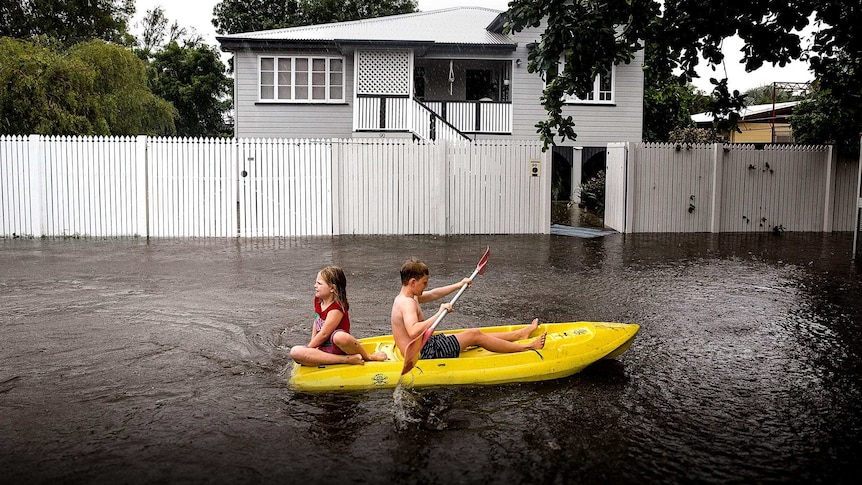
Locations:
606;142;861;233
0;135;550;238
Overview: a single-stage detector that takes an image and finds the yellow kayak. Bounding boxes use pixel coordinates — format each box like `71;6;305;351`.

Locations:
289;321;639;392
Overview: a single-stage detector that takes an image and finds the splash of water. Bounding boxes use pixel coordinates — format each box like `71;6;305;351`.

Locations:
392;380;422;430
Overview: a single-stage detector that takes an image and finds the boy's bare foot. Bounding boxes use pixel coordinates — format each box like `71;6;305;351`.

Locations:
515;318;540;340
367;351;387;362
525;332;547;351
346;354;365;365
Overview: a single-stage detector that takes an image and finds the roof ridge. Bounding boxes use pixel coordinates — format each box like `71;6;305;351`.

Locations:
252;6;502;36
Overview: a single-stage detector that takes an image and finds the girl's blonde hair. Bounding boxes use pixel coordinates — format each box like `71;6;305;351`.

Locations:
319;265;349;311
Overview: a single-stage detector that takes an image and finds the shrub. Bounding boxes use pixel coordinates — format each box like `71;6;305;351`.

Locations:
579;170;605;216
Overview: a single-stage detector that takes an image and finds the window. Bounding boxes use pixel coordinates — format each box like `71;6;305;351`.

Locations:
551;62;615;105
259;56;344;103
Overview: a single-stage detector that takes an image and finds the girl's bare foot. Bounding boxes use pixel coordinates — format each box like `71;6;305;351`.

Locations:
367;351;387;362
525;332;547;351
516;318;540;340
346;354;365;365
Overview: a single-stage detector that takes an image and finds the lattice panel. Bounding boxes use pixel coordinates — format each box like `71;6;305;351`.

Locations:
357;50;410;96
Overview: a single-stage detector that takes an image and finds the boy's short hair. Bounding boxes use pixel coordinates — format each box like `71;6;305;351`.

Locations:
400;258;429;285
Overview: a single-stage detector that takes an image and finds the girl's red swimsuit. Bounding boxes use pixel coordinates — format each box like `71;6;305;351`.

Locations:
313;297;350;354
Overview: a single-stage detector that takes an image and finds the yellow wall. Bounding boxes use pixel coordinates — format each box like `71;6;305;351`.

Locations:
727;122;793;143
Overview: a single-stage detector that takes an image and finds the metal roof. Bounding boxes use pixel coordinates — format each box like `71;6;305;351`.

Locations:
217;7;512;47
692;101;801;124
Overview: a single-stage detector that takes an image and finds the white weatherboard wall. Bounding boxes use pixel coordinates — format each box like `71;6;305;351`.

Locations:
1;136;550;238
605;142;860;233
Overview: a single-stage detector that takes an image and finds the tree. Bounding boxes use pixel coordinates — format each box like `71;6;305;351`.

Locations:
150;41;233;137
212;0;418;35
70;40;176;136
136;5;196;59
505;0;828;149
0;37;175;136
0;37;99;134
133;6;232;138
792;90;857;155
792;2;862;156
0;0;135;45
302;0;418;25
642;40;712;142
505;0;656;148
0;0;28;38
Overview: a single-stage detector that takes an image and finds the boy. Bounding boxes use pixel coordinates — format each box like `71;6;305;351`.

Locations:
390;258;546;360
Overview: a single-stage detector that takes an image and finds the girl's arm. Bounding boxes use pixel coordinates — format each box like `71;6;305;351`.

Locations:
417;277;472;303
306;310;343;348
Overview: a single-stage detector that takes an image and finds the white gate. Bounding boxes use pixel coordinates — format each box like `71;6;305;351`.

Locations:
237;138;332;237
604;143;627;232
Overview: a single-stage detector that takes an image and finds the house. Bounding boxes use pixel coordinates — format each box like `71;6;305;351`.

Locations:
216;7;643;143
692;101;801;144
217;7;645;202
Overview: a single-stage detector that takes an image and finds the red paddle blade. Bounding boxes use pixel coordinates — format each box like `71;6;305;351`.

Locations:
401;328;434;375
476;246;490;275
400;347;419;375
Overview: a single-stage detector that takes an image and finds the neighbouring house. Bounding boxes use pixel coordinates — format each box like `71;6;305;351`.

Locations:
692;101;801;144
217;7;645;203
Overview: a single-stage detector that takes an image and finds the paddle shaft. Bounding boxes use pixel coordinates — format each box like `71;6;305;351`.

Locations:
424;265;480;335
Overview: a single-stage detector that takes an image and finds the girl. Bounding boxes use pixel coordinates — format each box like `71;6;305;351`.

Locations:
290;266;387;366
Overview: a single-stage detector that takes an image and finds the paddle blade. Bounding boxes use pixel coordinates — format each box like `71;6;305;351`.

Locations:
476;246;490;275
400;327;436;375
400;346;419;375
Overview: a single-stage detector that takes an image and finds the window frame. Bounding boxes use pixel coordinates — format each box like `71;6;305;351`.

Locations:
258;55;345;104
556;63;616;106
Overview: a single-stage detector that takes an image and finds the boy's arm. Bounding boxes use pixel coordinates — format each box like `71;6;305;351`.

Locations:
394;296;451;340
417;277;472;303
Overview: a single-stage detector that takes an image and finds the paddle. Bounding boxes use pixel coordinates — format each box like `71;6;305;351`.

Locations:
400;246;490;375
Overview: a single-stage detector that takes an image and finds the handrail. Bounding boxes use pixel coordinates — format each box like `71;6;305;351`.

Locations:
413;99;472;142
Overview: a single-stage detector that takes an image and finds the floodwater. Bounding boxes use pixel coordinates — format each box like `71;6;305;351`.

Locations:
1;232;861;484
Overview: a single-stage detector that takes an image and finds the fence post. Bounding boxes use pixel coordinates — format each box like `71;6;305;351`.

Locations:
710;143;723;233
624;142;635;233
331;138;342;235
854;136;862;259
541;145;552;234
431;140;448;235
234;139;241;237
822;145;835;232
135;135;148;238
27;134;44;237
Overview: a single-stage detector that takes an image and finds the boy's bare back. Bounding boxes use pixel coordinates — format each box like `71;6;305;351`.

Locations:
391;293;423;356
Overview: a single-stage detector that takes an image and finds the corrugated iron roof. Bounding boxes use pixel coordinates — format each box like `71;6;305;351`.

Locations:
217;7;511;46
692;101;800;123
